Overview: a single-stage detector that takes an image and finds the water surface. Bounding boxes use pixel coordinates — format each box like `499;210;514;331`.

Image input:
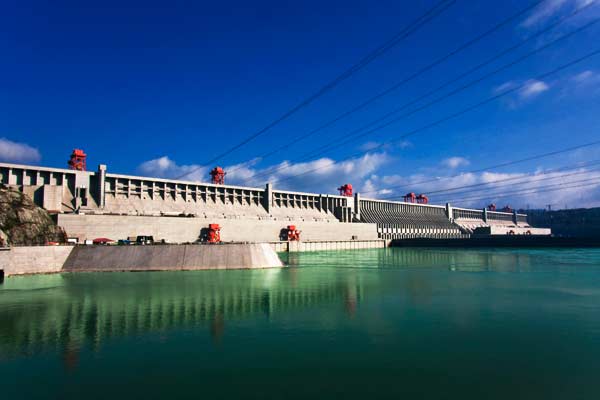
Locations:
1;247;600;399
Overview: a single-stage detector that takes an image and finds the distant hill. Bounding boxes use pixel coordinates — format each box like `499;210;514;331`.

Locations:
525;208;600;238
0;184;66;246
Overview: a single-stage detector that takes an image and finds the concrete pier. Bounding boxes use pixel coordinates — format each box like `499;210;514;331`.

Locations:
0;243;283;276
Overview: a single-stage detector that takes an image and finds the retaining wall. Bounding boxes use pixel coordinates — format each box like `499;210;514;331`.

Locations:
1;243;282;276
57;214;379;243
63;243;282;272
0;246;74;276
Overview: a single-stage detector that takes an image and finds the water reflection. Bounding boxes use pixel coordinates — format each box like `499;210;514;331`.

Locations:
1;247;598;360
0;266;371;358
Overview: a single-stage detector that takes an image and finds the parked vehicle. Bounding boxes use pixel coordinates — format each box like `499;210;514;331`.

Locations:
93;237;114;245
136;235;154;245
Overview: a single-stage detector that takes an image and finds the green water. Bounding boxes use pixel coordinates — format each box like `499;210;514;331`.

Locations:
1;248;600;399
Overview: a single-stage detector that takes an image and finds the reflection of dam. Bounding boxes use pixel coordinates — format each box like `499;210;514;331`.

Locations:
0;268;369;355
0;248;552;356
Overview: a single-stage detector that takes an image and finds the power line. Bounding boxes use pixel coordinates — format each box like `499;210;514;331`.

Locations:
175;0;456;180
266;48;600;186
427;166;600;201
233;0;556;181
364;140;600;195
442;177;600;205
298;11;599;162
377;159;600;201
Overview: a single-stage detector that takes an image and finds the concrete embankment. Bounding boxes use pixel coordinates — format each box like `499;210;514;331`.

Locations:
0;243;282;276
271;239;387;252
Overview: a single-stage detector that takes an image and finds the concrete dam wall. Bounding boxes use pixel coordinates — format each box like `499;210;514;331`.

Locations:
1;161;543;243
0;243;283;276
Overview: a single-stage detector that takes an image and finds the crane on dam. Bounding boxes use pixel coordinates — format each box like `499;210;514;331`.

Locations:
68;149;87;171
210;167;226;185
338;184;353;197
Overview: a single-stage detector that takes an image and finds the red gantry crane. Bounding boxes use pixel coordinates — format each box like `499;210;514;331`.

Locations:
403;192;429;204
210;167;226;185
68;149;87;171
337;183;353;197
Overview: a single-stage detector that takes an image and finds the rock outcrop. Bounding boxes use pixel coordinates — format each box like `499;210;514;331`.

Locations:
0;184;66;246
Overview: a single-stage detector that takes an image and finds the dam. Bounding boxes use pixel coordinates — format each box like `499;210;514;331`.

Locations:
0;160;549;246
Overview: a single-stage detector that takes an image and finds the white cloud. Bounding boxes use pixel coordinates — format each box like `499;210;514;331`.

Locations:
519;80;550;99
520;0;598;30
137;152;391;194
135;155;600;209
493;81;517;94
137;156;207;181
442;156;470;169
359;140;411;152
0;138;41;163
521;0;571;28
571;70;600;86
493;79;551;108
362;167;600;209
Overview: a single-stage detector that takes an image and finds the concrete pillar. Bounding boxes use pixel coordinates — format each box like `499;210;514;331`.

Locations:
263;183;273;213
97;164;106;208
445;203;453;221
483;208;488;223
512;210;518;225
7;168;16;185
354;192;361;221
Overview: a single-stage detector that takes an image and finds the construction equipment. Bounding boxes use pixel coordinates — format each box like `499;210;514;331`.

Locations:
207;224;221;243
210;167;226;184
487;203;497;211
68;149;87;171
286;225;301;241
403;192;417;203
337;183;353;197
500;205;513;213
416;194;429;204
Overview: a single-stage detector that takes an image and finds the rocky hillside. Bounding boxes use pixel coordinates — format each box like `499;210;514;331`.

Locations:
0;184;66;246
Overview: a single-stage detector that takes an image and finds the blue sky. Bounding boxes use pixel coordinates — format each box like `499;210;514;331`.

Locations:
1;0;600;208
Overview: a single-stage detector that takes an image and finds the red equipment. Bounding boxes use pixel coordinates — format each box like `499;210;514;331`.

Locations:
487;204;497;211
68;149;87;171
416;194;429;204
286;225;301;241
210;167;226;185
403;192;416;203
337;183;353;197
500;205;513;213
92;237;114;245
207;224;221;243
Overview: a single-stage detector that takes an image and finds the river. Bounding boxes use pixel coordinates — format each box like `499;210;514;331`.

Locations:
1;247;600;399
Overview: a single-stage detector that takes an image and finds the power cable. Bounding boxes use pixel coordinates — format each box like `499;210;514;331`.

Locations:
233;0;558;181
376;159;600;201
267;49;600;186
427;166;600;201
364;140;600;195
175;0;457;180
442;176;600;204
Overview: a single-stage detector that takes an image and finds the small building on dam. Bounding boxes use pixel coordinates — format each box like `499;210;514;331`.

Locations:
0;160;550;244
